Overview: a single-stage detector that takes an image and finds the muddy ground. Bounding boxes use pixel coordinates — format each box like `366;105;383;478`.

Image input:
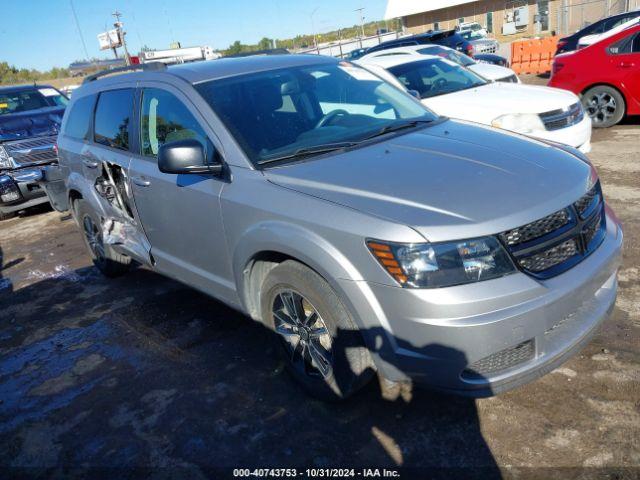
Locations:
0;98;638;478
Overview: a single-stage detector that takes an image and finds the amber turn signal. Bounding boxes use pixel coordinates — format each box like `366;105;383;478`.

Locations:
366;240;408;285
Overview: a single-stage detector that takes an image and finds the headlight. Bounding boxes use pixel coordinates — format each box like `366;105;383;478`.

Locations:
367;237;516;288
491;113;545;134
0;146;15;169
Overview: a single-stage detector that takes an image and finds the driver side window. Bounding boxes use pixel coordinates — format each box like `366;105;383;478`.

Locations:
140;88;208;158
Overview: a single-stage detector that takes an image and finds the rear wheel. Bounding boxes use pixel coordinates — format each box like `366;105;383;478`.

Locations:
582;85;625;128
74;199;131;277
260;260;374;400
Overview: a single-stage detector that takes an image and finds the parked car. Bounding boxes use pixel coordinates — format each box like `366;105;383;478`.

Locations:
366;30;475;57
358;55;592;152
578;16;640;48
473;52;510;67
344;48;368;61
45;57;621;400
550;24;640;128
555;10;640;54
458;29;499;54
0;84;67;219
358;44;519;83
456;21;488;38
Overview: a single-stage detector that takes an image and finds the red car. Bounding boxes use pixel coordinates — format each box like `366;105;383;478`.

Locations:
549;24;640;128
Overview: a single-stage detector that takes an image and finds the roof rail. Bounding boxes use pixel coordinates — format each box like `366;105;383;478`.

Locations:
82;62;167;84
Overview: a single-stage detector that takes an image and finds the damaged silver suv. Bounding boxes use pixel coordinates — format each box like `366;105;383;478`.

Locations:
45;56;623;400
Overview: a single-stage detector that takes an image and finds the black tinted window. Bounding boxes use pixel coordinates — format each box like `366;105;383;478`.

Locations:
632;33;640;53
64;95;95;140
140;89;208;158
94;89;134;150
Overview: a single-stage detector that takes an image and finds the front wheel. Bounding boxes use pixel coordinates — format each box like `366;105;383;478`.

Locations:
260;260;374;400
582;86;625;128
74;199;131;278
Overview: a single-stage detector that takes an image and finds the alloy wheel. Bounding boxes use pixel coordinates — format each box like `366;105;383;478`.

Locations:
585;92;617;126
82;215;105;262
272;290;333;378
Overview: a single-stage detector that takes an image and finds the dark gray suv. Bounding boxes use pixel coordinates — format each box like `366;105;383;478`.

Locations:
45;56;622;400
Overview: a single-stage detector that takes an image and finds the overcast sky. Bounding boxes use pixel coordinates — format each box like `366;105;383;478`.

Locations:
1;0;388;70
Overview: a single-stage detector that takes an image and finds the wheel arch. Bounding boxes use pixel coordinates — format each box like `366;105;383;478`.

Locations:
232;221;365;324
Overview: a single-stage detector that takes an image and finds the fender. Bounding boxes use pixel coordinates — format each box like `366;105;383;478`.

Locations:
231;220;405;376
232;220;365;313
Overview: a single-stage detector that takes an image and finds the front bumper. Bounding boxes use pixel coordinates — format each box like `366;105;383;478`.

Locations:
339;210;622;396
532;115;592;154
0;168;48;214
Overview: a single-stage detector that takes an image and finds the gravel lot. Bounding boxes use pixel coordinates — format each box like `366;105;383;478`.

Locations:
0;82;638;478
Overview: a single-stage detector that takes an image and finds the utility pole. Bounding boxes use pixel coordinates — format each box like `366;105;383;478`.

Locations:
355;7;365;48
112;10;131;66
310;7;320;53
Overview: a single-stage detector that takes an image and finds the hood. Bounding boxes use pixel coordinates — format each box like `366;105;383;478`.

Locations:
468;63;515;81
264;119;593;242
423;82;579;124
0;106;64;142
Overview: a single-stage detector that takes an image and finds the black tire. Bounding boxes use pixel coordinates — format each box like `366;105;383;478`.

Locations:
260;260;374;400
74;199;131;278
582;85;625;128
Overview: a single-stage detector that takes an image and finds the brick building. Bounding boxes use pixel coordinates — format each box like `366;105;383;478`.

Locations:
384;0;637;40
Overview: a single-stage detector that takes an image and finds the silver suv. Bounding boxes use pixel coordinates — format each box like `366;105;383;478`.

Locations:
45;56;623;400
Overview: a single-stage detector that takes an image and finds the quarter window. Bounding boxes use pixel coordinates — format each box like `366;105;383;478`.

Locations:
64;95;95;141
93;89;134;151
140;88;208;158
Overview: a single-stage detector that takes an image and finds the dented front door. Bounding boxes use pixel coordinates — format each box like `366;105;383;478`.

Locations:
128;84;236;305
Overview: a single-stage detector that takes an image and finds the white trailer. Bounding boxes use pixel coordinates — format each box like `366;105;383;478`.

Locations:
140;46;220;65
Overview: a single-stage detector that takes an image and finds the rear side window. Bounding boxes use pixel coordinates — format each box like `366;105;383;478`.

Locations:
93;89;134;151
610;32;640;54
64;95;95;140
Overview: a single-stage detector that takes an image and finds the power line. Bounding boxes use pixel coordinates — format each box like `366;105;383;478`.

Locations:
69;0;91;61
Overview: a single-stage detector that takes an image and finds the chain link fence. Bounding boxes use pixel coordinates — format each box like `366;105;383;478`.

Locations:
554;0;638;36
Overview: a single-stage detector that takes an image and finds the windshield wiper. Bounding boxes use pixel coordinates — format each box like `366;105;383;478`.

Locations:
257;141;358;165
361;119;432;141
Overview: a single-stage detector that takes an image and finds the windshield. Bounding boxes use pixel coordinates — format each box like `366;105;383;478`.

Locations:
417;46;475;66
196;62;436;165
460;30;484;41
0;87;68;115
388;58;486;99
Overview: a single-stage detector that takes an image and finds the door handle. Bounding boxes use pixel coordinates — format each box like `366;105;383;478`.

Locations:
619;62;635;68
82;158;99;169
131;176;151;187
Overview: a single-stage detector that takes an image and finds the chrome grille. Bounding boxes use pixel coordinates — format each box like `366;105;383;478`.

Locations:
500;209;570;246
4;135;58;166
500;183;606;279
539;102;584;131
462;340;535;379
518;238;578;272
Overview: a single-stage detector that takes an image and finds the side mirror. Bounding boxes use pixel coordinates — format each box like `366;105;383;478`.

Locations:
158;139;222;175
407;89;421;100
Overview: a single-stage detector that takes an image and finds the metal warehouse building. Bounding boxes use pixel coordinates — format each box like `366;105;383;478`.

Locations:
385;0;638;39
